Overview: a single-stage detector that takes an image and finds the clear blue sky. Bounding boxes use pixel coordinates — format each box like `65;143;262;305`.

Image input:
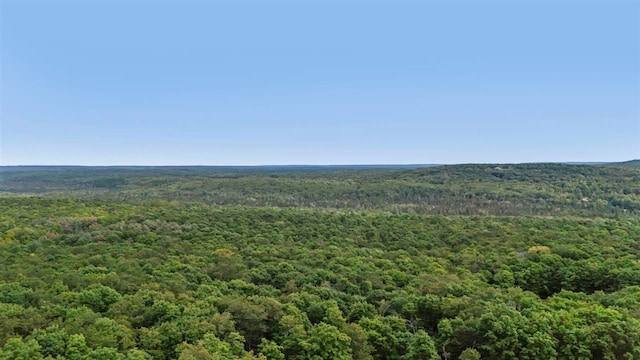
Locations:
1;0;639;165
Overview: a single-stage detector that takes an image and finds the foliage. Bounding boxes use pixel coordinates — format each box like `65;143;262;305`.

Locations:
0;164;639;359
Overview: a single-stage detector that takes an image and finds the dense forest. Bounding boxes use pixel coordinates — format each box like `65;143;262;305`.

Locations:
2;163;639;216
0;163;639;359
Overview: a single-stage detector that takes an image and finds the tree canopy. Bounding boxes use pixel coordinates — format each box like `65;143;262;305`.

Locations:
0;164;639;359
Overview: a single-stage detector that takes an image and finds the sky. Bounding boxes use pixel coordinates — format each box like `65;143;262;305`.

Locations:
1;0;639;165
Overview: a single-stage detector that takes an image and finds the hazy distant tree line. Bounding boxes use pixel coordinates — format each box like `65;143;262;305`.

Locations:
1;163;639;217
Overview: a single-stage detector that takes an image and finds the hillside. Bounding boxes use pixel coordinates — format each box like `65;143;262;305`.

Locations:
606;159;640;168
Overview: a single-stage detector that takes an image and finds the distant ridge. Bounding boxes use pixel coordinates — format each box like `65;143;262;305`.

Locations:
563;162;609;165
1;160;639;170
1;161;638;217
0;164;441;172
605;159;640;168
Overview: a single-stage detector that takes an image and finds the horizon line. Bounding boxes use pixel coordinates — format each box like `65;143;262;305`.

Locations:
1;160;637;168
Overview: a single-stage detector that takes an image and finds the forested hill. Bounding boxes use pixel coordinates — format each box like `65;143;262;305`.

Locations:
1;163;640;359
607;159;640;168
1;163;639;217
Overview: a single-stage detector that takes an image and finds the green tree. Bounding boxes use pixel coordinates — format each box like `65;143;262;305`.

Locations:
29;325;68;358
77;284;122;312
258;339;285;360
458;348;481;360
0;337;43;360
87;347;126;360
125;349;154;360
404;330;439;360
65;334;90;360
306;322;352;360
